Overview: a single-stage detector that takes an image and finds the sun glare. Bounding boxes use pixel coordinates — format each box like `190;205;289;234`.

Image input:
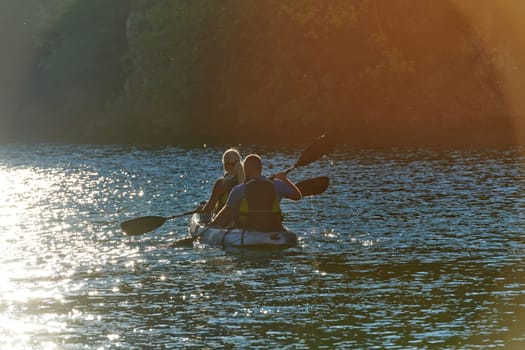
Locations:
452;0;525;146
0;167;67;348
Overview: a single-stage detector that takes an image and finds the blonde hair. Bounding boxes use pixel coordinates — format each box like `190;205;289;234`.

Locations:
222;148;246;183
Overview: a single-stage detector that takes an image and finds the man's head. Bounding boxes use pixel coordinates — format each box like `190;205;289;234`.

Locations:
243;154;263;179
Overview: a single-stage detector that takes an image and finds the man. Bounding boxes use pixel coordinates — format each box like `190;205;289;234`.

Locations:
209;154;302;231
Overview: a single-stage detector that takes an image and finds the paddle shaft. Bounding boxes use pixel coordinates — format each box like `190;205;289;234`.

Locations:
168;209;199;220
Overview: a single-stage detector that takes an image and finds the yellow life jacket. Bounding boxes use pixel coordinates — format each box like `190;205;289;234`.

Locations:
237;178;283;231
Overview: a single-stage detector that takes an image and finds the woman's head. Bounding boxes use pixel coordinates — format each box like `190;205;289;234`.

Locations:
222;148;246;183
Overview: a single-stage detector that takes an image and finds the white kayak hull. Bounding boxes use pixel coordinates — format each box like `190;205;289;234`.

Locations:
188;213;297;249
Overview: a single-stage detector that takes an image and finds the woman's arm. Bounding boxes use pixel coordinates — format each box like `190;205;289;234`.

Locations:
199;178;225;213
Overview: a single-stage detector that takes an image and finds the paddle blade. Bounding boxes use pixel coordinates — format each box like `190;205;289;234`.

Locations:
296;176;329;196
295;134;336;168
120;216;168;235
171;236;194;247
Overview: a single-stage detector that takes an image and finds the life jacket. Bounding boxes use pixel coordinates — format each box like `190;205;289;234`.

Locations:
215;175;238;212
237;177;283;231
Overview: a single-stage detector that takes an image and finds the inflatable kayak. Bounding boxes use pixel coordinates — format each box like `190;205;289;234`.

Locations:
188;213;297;249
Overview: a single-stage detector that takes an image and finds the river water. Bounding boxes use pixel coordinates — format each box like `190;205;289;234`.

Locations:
0;144;524;349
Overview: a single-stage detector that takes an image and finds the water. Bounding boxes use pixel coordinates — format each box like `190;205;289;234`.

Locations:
0;144;524;349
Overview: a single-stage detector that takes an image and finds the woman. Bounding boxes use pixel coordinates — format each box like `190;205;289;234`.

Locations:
199;148;245;216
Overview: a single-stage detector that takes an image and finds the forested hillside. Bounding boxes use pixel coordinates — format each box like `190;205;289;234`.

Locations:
0;0;520;146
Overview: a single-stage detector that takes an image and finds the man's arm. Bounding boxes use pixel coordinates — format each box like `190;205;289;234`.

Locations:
274;173;302;201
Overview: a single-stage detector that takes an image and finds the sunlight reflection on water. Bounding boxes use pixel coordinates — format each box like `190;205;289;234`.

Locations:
0;144;524;349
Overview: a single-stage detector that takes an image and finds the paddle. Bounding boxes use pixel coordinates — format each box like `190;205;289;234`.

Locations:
296;176;329;196
120;208;198;236
284;134;336;174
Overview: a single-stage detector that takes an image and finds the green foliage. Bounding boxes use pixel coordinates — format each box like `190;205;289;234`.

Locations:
4;0;513;145
12;0;130;142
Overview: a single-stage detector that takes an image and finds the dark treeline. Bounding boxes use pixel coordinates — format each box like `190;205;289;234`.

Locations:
1;0;516;146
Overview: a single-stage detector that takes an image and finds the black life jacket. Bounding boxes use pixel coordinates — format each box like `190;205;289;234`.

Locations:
237;177;283;231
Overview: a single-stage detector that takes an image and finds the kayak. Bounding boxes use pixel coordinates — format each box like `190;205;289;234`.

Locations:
188;213;298;249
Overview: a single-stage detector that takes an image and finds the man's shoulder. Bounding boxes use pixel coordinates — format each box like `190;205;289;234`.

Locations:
231;182;247;191
273;178;288;189
228;182;246;199
226;182;246;208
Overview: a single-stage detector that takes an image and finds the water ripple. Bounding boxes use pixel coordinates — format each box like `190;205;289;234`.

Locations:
0;144;523;349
